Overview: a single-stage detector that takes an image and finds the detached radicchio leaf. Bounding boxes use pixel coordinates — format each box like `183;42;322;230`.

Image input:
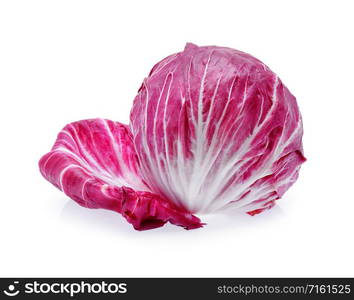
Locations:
39;118;202;230
130;43;306;215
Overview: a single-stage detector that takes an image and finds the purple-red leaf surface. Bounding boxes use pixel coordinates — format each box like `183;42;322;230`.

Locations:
39;119;203;230
130;43;305;215
40;43;305;230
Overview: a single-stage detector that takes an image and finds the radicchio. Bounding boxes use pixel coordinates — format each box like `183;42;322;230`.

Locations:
40;43;305;230
39;119;202;230
130;43;305;215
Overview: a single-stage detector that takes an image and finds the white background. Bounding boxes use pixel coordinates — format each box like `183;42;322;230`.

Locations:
1;0;353;277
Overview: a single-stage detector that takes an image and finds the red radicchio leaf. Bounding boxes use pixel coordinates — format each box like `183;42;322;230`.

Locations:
39;118;203;230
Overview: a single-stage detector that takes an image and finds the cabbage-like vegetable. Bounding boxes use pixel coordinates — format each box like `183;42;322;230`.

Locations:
130;43;305;215
39;43;305;230
39;119;202;230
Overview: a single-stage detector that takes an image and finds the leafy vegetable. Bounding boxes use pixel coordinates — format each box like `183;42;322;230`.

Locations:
130;43;305;215
40;43;305;230
39;119;202;230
